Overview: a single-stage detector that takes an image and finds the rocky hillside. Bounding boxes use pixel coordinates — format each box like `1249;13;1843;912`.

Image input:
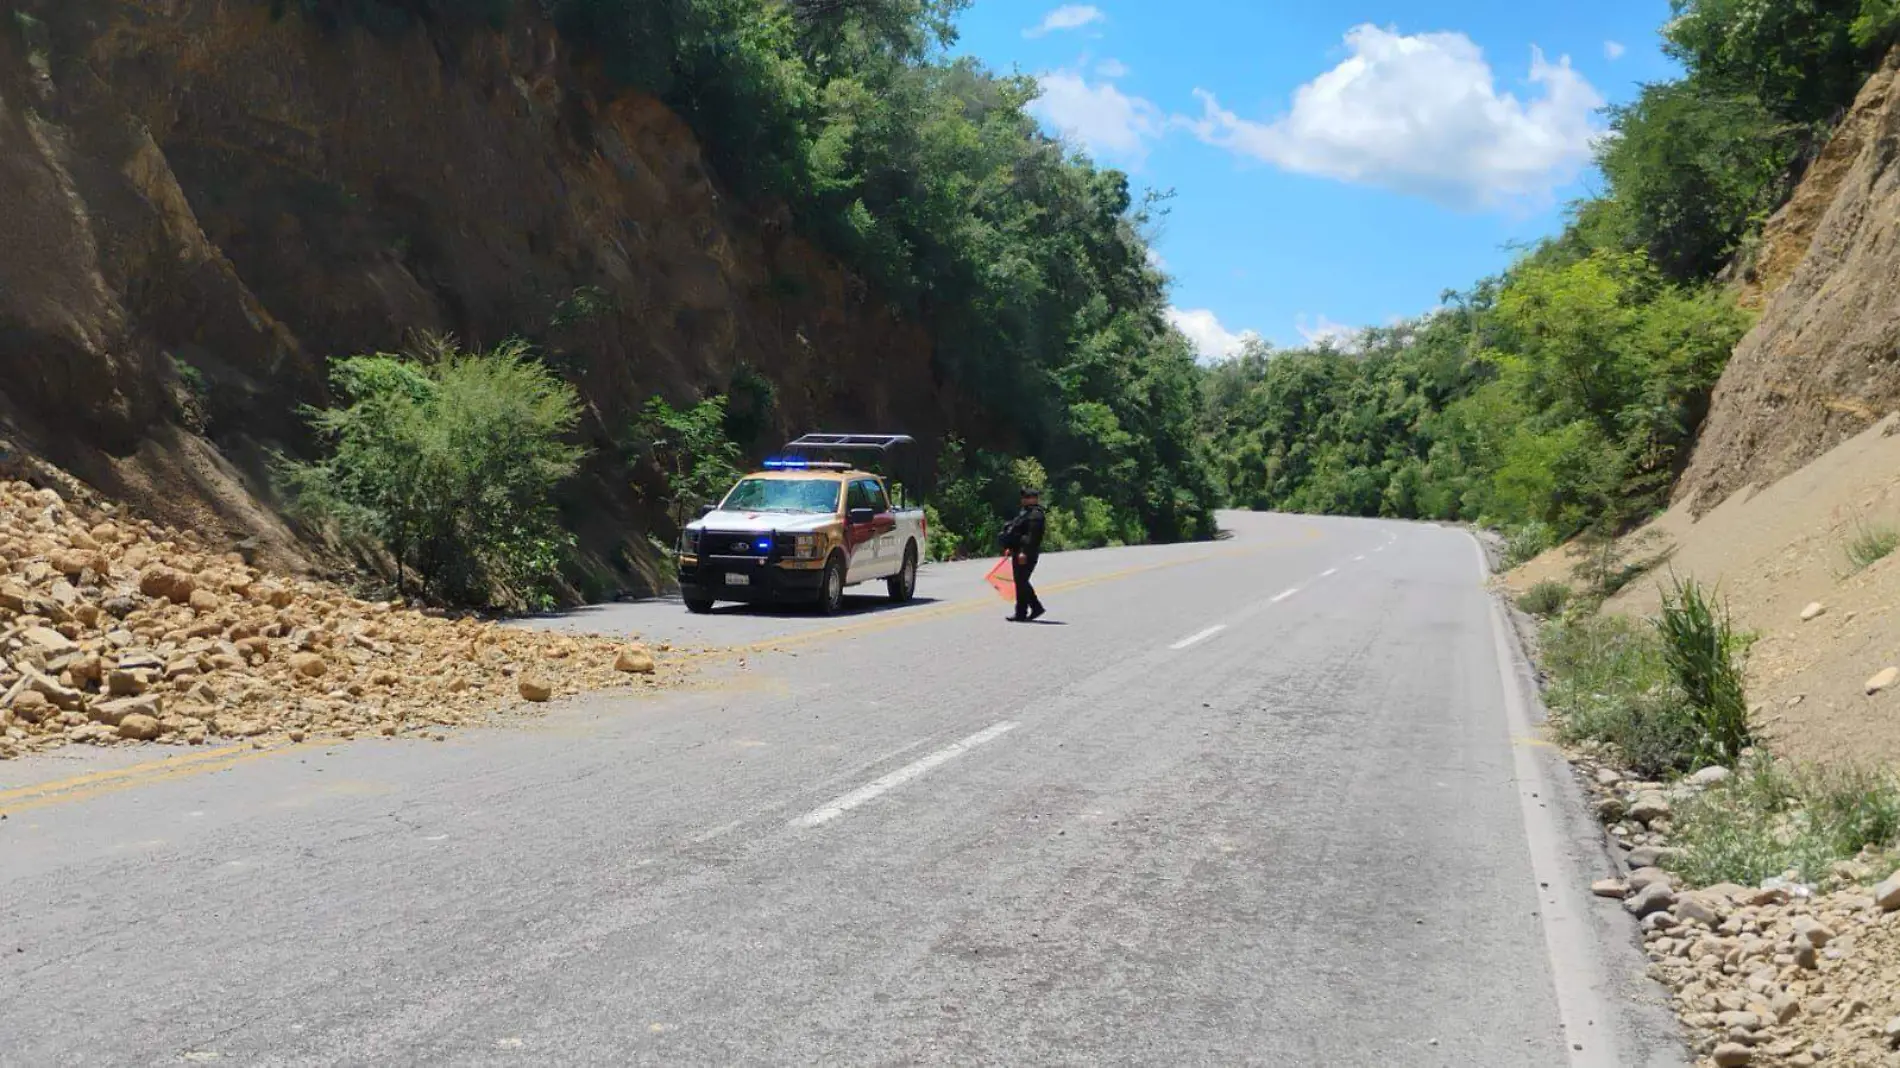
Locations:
0;0;968;590
1678;48;1900;516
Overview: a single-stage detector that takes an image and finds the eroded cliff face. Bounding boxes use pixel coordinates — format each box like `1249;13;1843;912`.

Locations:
0;0;963;590
1678;49;1900;514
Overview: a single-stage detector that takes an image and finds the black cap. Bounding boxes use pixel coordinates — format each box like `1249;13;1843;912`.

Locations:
1020;486;1041;497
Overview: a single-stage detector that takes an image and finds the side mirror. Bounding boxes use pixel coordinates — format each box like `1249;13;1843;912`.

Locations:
697;503;717;518
847;507;876;525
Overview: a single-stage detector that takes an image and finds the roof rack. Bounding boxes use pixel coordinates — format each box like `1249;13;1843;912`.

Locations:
761;458;852;472
783;433;915;454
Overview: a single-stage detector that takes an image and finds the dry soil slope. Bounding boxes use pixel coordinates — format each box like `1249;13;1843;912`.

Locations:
1677;48;1900;516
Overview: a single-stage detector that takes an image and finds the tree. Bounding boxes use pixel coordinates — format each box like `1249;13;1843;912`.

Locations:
632;396;744;532
278;337;586;607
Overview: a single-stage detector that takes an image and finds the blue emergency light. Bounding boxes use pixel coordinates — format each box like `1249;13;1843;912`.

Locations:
762;457;809;470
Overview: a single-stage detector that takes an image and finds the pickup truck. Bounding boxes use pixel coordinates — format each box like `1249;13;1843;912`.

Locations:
677;446;926;615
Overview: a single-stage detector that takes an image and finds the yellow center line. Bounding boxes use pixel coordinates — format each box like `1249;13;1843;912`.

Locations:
0;745;290;818
2;528;1322;814
0;742;271;804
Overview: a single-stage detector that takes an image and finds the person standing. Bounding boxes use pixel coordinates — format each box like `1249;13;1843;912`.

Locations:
1000;486;1046;622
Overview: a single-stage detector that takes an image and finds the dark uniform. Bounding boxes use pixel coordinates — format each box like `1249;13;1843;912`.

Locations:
1001;493;1046;622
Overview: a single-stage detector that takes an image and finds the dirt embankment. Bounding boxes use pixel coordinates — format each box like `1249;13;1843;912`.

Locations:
1678;48;1900;517
0;0;976;592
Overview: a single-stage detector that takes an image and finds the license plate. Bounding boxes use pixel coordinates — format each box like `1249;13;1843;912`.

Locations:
724;573;750;587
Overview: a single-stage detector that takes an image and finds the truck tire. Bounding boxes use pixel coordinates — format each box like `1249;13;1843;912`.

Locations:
887;542;918;603
684;596;715;615
818;553;848;616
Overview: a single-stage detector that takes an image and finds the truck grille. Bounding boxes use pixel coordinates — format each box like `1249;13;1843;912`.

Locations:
702;532;786;558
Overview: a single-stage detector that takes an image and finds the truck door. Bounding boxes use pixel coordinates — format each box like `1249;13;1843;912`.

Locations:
844;479;881;581
865;479;899;575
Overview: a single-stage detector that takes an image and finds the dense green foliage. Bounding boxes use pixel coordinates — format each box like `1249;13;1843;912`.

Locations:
278;338;586;608
631;396;746;531
275;0;1218;550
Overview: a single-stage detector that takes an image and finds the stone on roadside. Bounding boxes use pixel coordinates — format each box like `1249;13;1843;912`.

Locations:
1866;667;1900;695
117;713;161;741
188;589;221;614
91;695;161;726
1629;867;1673;892
1691;766;1732;787
1712;1042;1754;1066
1627;882;1677;917
1595;766;1624;787
1884;1016;1900;1049
1629;794;1672;826
8;690;51;723
613;646;657;675
1591;878;1626;899
518;677;553;703
1874;871;1900;911
1675;894;1722;927
1791;916;1834;948
289;652;326;678
1799;602;1826;622
22;626;75;654
1627;845;1676;869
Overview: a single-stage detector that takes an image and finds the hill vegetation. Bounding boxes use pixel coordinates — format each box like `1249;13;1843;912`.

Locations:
277;0;1217;584
1201;0;1900;550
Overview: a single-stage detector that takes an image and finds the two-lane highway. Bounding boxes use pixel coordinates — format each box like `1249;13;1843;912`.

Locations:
0;513;1682;1066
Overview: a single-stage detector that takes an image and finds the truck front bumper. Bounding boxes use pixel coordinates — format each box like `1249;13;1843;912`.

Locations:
679;557;827;604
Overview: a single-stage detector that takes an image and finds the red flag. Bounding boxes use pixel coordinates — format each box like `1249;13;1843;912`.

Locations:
984;554;1015;601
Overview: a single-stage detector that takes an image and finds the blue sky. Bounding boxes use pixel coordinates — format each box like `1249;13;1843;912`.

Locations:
949;0;1681;356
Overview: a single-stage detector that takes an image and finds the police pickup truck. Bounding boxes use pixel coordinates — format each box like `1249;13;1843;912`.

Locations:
677;434;926;615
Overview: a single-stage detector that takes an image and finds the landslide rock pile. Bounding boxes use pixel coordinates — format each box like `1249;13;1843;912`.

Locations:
0;481;673;759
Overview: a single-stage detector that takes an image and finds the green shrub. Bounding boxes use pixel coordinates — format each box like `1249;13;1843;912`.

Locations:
1672;756;1900;886
1845;519;1900;572
277;336;585;609
1516;581;1571;618
1541;613;1705;778
1654;577;1754;767
630;395;744;532
1502;523;1557;567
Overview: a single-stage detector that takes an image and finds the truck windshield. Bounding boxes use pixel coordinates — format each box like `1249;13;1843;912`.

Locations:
721;478;841;514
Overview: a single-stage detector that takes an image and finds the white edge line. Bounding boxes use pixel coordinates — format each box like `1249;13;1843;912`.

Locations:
1320;568;1338;577
1270;587;1300;603
1169;624;1227;651
1472;533;1619;1068
791;721;1020;829
1353;555;1367;562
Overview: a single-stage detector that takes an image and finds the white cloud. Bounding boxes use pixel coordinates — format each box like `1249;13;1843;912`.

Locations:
1096;58;1131;78
1025;5;1105;38
1184;25;1605;209
1296;314;1363;350
1032;71;1164;163
1146;246;1167;271
1604;40;1627;61
1168;307;1260;363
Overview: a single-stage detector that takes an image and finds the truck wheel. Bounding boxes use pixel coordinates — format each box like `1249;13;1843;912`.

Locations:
684;596;715;615
818;554;847;615
887;543;918;603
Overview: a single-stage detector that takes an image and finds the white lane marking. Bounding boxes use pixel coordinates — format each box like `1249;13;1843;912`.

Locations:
1353;555;1367;562
1169;624;1227;650
1320;568;1338;577
1471;533;1617;1068
1270;587;1300;603
791;721;1020;829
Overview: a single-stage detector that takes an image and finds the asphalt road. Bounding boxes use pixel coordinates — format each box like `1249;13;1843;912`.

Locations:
0;512;1683;1066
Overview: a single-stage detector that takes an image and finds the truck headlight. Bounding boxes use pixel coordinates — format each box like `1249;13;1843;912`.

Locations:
793;534;819;559
681;529;700;554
